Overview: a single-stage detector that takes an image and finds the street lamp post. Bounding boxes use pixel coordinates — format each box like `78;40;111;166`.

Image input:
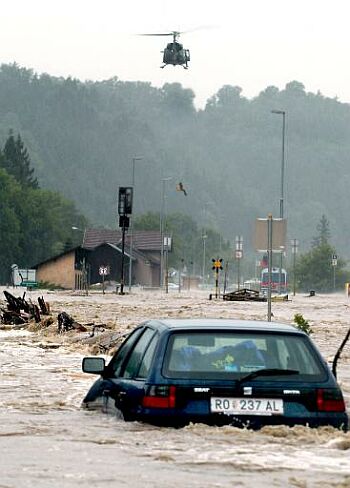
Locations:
291;238;299;296
267;214;273;321
202;234;207;284
160;177;172;289
71;226;86;244
128;157;142;292
331;254;338;291
235;235;243;290
201;201;212;286
271;109;286;294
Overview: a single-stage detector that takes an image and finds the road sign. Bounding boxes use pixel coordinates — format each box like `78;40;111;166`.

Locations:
235;250;243;259
163;236;172;250
254;218;287;251
332;259;338;267
99;266;110;276
212;258;223;270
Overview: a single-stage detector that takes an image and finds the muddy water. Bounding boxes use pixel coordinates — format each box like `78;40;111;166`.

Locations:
1;289;350;487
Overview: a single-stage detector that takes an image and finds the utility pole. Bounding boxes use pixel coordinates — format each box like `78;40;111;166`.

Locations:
267;214;273;322
164;235;172;293
118;187;133;295
160;177;172;289
128;157;142;292
271;110;286;294
235;235;243;290
331;254;338;291
201;201;213;286
291;238;299;296
202;233;207;285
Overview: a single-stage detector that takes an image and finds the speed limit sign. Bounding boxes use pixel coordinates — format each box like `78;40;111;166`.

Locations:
99;266;109;276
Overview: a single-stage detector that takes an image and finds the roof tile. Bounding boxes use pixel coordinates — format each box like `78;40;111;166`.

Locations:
83;229;163;252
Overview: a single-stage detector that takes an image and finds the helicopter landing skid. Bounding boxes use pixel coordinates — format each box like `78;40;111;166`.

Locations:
160;64;188;69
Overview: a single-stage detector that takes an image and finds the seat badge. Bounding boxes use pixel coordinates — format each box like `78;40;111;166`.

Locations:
243;387;252;396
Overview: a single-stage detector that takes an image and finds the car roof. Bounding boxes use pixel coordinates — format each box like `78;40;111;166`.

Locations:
147;319;303;335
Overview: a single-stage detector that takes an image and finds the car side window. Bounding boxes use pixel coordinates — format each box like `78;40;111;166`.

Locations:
137;333;158;379
109;328;143;378
122;328;156;379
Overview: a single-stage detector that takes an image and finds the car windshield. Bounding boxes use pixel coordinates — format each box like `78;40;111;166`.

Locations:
163;331;326;381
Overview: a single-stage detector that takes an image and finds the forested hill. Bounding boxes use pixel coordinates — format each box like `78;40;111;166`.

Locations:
1;63;350;257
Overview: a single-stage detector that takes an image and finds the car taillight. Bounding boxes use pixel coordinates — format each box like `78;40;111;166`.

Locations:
142;385;176;409
316;388;346;412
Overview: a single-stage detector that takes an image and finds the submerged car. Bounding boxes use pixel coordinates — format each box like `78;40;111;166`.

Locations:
82;319;348;430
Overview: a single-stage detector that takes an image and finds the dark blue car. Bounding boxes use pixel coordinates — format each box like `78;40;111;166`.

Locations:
82;319;348;430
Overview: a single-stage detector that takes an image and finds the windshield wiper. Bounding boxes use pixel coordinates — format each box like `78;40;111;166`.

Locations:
237;368;299;385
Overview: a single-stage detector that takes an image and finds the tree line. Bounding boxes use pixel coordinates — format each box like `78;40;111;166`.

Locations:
1;64;350;261
293;215;349;292
0;131;86;283
1;63;350;290
0;129;345;291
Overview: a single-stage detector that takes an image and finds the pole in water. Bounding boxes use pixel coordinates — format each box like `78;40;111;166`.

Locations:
267;214;273;322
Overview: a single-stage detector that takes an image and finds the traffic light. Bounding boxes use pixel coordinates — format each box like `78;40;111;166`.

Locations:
118;187;133;215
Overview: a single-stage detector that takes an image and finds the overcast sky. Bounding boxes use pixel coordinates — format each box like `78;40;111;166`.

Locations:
1;0;349;107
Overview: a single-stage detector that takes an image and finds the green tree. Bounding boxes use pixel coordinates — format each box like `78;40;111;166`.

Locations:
0;169;21;282
16;188;87;266
4;63;350;262
2;131;38;188
0;132;88;282
295;242;348;292
311;214;331;247
133;212;159;231
206;85;244;110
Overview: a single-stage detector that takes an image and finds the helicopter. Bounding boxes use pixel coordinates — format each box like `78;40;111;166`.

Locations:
141;31;190;69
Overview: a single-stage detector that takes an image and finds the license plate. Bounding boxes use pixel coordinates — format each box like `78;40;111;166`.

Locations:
210;397;284;416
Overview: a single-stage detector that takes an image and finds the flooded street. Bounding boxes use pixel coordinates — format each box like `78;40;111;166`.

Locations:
1;288;350;487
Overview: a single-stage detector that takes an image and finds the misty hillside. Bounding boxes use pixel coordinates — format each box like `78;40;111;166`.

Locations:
1;63;350;257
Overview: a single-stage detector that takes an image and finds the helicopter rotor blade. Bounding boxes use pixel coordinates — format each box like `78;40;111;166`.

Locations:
139;33;174;37
139;30;181;38
139;27;214;38
181;25;217;34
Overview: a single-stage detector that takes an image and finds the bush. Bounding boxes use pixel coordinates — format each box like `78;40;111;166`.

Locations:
36;281;65;291
293;313;312;335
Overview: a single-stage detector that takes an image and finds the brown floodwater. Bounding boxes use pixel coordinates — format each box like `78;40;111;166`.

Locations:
1;288;350;487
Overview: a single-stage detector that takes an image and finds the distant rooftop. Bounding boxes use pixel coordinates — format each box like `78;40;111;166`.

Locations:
83;229;163;252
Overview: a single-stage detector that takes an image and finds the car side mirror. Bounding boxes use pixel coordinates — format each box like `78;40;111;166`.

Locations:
82;357;105;375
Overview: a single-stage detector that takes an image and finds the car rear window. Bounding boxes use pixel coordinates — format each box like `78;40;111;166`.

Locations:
163;331;326;380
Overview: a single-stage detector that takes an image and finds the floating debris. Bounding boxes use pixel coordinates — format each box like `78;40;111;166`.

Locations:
1;290;50;325
222;288;267;302
57;312;87;333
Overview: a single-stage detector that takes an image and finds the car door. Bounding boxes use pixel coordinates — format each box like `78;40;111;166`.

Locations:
83;327;144;410
108;327;159;419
